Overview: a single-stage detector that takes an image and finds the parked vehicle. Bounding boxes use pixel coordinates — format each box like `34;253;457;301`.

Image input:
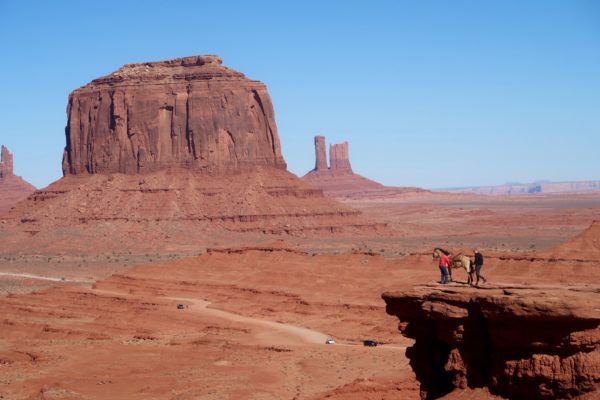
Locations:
363;340;378;347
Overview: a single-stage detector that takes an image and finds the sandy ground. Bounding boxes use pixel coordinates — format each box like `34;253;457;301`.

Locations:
1;191;599;399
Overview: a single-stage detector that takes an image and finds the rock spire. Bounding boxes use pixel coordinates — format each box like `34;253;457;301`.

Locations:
0;145;14;178
314;136;327;171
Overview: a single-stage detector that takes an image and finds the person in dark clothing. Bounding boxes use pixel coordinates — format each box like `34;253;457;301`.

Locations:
473;249;486;285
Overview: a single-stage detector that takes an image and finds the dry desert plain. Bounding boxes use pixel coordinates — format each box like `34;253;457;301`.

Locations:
1;191;599;399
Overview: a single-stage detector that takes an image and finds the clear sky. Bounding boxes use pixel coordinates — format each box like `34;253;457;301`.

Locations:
1;0;599;189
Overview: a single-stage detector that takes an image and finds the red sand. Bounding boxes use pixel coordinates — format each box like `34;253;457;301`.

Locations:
1;189;599;399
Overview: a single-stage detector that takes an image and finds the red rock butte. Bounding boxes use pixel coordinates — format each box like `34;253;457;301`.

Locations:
0;145;36;215
62;55;286;176
1;56;385;248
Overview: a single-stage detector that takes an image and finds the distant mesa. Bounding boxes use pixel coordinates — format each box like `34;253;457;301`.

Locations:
1;56;384;250
0;145;36;215
445;180;600;195
303;136;426;199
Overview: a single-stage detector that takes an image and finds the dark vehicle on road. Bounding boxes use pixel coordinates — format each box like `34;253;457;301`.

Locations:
363;340;378;347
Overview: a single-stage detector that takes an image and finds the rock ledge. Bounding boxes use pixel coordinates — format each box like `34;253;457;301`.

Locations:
383;283;600;399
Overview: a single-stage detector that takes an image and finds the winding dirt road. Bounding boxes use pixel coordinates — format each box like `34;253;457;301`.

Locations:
0;272;404;350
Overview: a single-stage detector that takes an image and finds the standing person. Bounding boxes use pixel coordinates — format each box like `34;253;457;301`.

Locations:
473;249;487;285
439;252;450;284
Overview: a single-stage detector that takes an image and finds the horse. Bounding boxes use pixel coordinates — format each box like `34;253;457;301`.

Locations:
432;247;474;285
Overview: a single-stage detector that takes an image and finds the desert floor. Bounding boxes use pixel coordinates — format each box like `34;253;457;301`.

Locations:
1;192;599;399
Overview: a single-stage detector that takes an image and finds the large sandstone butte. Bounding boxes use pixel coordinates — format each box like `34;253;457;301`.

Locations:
62;55;286;175
383;284;600;400
1;56;383;250
0;145;36;215
303;136;426;199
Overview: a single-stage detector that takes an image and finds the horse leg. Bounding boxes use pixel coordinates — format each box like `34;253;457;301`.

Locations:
448;266;453;282
465;259;474;286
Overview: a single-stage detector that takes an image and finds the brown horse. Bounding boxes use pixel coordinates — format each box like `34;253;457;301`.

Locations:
432;247;474;285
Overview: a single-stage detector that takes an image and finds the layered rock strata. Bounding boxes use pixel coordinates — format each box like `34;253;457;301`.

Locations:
383;284;600;399
63;55;286;176
0;145;36;214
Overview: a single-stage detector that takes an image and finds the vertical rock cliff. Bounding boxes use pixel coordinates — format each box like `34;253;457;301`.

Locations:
62;55;286;176
383;284;600;400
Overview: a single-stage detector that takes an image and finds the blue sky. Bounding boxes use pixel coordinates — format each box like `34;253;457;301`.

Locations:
0;0;599;189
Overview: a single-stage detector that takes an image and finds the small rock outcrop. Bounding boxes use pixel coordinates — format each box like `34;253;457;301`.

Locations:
0;145;36;214
63;55;286;176
0;145;14;178
383;284;600;400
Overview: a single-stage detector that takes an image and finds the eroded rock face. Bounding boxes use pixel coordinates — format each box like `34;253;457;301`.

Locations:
382;284;600;399
63;55;286;176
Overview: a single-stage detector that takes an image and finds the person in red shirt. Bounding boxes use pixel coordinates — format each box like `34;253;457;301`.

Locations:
439;253;450;284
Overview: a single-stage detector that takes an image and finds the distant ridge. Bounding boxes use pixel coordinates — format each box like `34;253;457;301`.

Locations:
441;180;600;195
